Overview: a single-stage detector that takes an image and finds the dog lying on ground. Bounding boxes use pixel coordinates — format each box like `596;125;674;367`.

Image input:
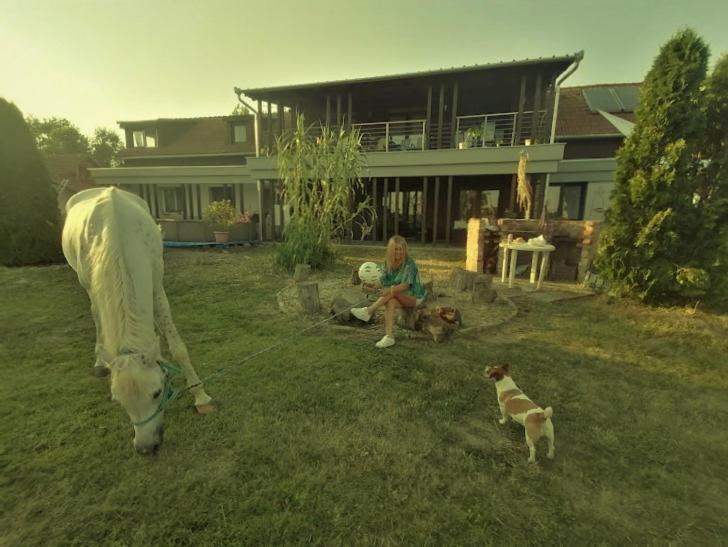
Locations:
484;364;555;463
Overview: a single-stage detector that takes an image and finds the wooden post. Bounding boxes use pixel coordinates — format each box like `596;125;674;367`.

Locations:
421;176;428;243
383;177;389;241
394;177;400;235
425;85;432;149
514;75;527;145
436;83;445;149
432;176;440;244
266;102;272;152
297;282;320;314
336;94;342;127
372;177;378;241
450;81;459;148
294;264;311;282
325;96;331;126
277;104;284;137
450;267;478;291
347;92;352;127
532;73;543;143
445;175;453;244
256;180;264;240
472;274;497;303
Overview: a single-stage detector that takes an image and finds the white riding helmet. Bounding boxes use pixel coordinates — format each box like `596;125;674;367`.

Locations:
358;262;382;285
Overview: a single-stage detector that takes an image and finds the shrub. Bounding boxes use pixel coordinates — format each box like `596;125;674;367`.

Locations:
203;200;237;231
0;98;61;266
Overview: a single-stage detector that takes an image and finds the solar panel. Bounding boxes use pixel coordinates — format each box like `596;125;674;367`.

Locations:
582;88;622;113
613;86;640;112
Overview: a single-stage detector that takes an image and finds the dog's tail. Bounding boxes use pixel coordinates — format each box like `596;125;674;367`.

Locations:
543;407;553;420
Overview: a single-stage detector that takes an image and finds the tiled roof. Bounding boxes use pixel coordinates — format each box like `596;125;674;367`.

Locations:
119;116;255;157
556;83;640;138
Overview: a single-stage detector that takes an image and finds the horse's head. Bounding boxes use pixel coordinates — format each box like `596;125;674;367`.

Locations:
110;354;168;455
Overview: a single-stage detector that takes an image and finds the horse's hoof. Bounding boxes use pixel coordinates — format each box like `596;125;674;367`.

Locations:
195;403;216;415
93;366;110;378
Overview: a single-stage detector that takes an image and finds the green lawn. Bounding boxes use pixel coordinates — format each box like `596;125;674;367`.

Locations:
1;246;727;545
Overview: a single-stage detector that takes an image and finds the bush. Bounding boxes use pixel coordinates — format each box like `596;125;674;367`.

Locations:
202;200;237;231
0;98;61;266
274;219;335;272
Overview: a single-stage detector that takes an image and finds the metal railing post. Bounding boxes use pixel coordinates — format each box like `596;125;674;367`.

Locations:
385;122;389;152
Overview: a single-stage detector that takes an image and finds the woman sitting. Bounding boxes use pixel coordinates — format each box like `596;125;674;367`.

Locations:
351;235;427;348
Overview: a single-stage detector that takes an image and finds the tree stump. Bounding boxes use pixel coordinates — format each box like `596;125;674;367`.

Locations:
293;264;311;282
351;268;361;285
472;274;497;304
297;281;320;314
450;267;477;291
330;296;353;324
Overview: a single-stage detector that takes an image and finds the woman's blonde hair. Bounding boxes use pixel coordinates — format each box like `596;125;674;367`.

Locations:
384;235;408;272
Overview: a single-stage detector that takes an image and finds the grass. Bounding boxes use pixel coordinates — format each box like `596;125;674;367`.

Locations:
1;245;727;545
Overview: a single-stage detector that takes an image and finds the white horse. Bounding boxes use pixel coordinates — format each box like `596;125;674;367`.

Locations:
62;186;213;454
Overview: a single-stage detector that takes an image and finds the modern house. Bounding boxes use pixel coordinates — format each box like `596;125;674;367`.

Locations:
89;115;266;240
92;54;642;252
238;51;585;245
549;82;640;221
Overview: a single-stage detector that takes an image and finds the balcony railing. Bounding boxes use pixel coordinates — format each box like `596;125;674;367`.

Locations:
454;110;548;148
353;120;426;152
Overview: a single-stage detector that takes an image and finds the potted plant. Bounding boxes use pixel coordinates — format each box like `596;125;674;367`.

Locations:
465;127;483;148
203;199;237;243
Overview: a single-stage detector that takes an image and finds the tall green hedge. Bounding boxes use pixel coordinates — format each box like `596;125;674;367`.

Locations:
596;29;728;305
0;98;61;266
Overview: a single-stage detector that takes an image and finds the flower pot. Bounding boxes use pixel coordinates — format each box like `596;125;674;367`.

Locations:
213;231;230;243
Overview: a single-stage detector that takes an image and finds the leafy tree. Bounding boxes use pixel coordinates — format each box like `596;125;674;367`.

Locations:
231;103;250;116
0;99;61;265
697;54;728;304
274;115;374;271
596;29;711;304
26;116;89;155
90;127;123;167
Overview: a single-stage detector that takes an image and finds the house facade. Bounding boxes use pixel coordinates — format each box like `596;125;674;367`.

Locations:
92;53;613;245
549;82;640;222
89;115;269;240
239;52;584;244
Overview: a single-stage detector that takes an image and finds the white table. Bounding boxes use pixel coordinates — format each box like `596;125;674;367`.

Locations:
500;242;556;289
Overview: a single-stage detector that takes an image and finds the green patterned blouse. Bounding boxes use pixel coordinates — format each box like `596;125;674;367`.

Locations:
380;256;426;299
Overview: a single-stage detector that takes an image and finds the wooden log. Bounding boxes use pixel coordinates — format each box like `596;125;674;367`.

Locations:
297;281;320;314
472;274;497;304
330;296;353;324
293;264;311;282
450;267;477;291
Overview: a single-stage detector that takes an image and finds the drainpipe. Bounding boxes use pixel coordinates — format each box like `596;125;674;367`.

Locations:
542;50;584;219
233;87;261;158
234;87;264;240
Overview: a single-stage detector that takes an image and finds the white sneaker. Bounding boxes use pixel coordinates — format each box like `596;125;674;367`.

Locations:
351;307;372;322
375;335;395;348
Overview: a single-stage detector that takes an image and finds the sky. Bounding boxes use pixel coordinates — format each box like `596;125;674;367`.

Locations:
2;0;728;138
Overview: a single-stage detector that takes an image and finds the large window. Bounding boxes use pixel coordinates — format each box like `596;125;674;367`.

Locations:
546;183;586;220
233;124;248;144
210;186;234;204
132;129;157;148
162;187;184;213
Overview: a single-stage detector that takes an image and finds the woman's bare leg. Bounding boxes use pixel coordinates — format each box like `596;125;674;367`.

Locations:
384;298;402;337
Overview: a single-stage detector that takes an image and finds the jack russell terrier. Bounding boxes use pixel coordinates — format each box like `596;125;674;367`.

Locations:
484;364;555;463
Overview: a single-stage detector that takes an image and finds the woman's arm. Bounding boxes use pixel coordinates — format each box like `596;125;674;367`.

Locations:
380;282;410;296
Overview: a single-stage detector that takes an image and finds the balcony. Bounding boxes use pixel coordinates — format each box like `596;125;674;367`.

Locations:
353;120;427;152
347;111;548;154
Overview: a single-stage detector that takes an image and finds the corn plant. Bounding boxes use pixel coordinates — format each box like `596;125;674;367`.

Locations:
275;115;375;271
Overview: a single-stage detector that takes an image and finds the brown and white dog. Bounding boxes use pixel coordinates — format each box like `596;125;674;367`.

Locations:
484;364;555;463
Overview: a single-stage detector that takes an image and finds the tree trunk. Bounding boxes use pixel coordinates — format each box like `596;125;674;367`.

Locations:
297;281;320;314
450;267;477;291
294;264;311;282
472;274;497;303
